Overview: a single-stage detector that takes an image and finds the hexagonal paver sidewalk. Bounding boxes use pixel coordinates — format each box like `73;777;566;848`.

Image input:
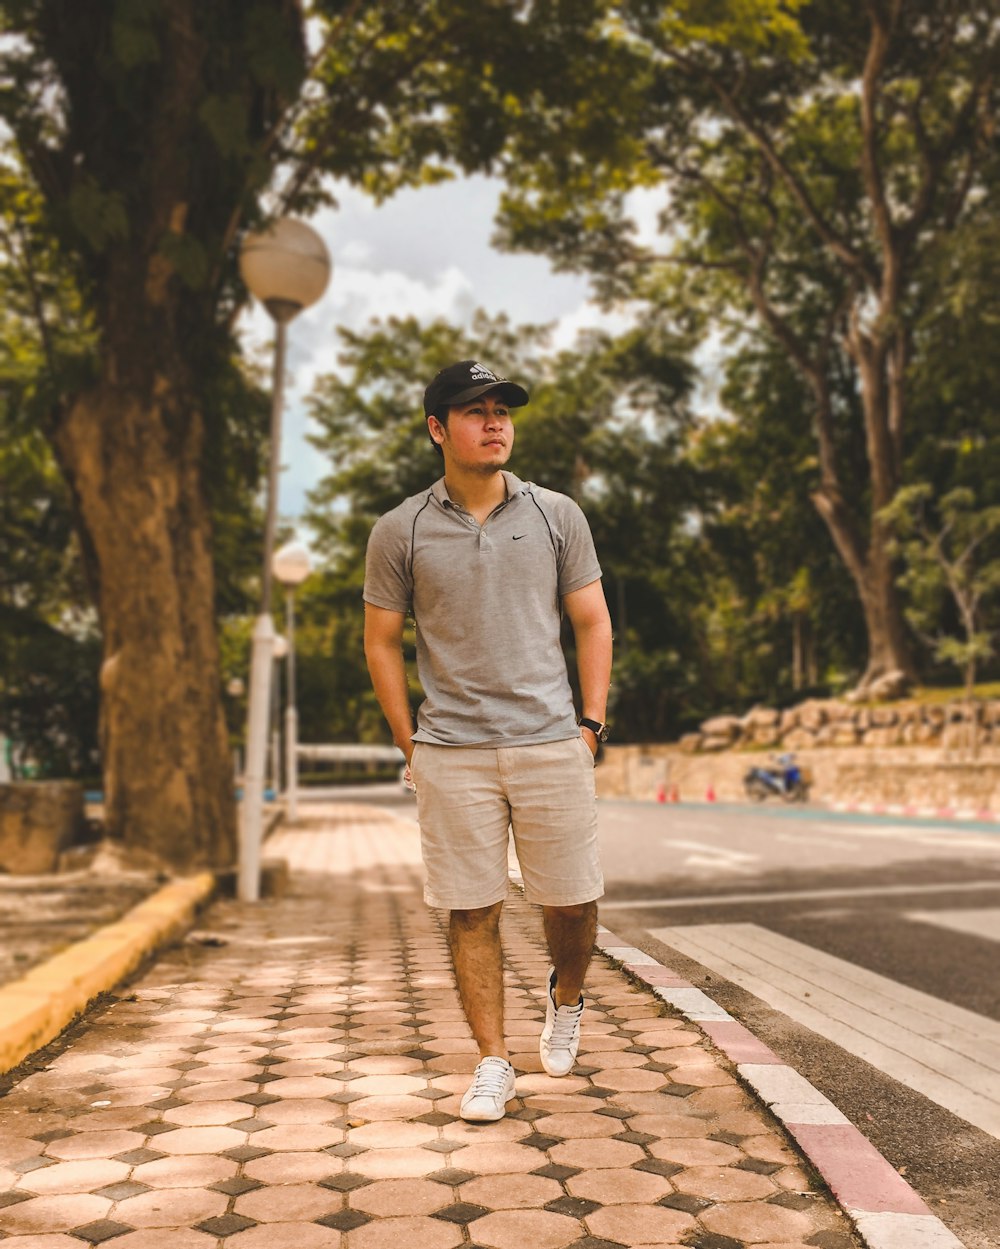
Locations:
0;802;862;1248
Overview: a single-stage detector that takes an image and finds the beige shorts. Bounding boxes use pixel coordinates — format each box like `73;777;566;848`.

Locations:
409;737;604;910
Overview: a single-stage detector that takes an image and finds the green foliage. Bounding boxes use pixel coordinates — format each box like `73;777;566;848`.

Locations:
4;0;999;786
482;0;1000;681
65;179;130;252
907;217;1000;507
300;310;847;742
880;484;1000;692
691;339;866;697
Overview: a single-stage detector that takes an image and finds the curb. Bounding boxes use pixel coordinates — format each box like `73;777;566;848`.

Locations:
0;872;216;1077
620;795;1000;827
594;926;967;1249
828;800;1000;823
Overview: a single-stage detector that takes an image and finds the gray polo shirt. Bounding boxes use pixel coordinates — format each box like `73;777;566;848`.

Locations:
363;471;602;747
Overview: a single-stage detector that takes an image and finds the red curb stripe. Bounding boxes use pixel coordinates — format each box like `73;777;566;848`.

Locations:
701;1020;783;1065
595;923;953;1234
788;1122;932;1216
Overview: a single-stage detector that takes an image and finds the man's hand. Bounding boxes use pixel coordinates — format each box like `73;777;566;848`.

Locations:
580;727;599;757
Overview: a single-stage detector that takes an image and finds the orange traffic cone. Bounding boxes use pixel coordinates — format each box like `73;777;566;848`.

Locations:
656;782;667;803
669;784;680;803
705;783;717;802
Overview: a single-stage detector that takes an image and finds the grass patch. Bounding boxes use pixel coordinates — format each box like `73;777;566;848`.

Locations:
910;682;1000;704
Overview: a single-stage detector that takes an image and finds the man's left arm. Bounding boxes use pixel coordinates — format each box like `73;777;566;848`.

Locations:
563;579;613;755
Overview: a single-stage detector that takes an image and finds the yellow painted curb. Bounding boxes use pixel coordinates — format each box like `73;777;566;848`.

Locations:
0;871;216;1076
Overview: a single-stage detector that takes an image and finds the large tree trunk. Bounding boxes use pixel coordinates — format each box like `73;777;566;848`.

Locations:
812;484;915;690
855;533;915;689
53;385;236;870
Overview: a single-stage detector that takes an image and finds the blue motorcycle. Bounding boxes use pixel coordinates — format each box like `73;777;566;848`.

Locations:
743;752;810;803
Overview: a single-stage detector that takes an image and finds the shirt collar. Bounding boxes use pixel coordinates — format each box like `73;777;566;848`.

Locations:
432;471;527;509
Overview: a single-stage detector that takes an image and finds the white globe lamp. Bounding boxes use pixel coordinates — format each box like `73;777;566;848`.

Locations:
239;218;331;323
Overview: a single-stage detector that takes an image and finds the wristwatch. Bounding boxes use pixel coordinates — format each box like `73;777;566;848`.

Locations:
578;717;610;742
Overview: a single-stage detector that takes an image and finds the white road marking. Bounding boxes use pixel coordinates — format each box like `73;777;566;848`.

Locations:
907;908;1000;944
661;838;759;874
914;836;1000;853
603;879;1000;910
802;822;1000;851
647;921;1000;1139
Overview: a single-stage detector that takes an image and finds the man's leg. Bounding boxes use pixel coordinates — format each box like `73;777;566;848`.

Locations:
542;901;598;1005
449;902;507;1060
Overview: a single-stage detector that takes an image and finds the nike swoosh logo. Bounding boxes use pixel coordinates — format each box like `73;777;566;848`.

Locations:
512;535;526;540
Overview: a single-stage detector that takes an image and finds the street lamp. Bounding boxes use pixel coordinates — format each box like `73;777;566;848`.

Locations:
272;539;312;824
237;218;331;902
270;633;288;798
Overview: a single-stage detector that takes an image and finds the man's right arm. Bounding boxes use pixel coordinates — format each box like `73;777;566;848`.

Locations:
363;603;415;765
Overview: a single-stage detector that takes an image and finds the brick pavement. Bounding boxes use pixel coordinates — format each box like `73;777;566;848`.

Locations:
0;803;861;1248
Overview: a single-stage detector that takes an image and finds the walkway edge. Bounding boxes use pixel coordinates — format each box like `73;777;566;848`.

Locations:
595;927;968;1249
0;871;216;1077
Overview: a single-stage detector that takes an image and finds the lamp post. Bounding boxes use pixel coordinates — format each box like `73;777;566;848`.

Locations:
237;218;330;902
270;634;288;798
272;540;312;823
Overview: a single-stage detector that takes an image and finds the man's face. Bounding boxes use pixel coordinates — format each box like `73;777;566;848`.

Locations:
429;391;515;473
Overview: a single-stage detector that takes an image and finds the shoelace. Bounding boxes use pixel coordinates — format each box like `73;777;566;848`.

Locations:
548;999;583;1049
468;1059;510;1097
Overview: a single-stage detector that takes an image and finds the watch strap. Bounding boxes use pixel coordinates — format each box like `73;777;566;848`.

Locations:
579;717;609;742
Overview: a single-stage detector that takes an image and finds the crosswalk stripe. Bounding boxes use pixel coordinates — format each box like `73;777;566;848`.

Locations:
907;908;1000;944
648;921;1000;1139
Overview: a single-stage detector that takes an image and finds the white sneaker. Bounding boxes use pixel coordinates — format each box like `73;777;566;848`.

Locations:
460;1056;516;1122
540;966;584;1076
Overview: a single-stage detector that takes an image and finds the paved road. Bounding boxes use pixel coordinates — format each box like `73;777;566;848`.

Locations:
305;786;1000;1247
594;800;1000;1249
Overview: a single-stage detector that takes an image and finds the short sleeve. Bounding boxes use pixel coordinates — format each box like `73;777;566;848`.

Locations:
363;513;413;612
554;498;602;596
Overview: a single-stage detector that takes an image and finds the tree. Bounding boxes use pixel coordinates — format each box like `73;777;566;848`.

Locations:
881;485;1000;754
490;0;1000;691
0;0;577;865
692;340;868;699
305;312;722;742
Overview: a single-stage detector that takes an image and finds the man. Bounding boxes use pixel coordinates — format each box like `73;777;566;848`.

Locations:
363;359;612;1122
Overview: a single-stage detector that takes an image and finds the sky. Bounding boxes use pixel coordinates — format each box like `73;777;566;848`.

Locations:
239;175;662;523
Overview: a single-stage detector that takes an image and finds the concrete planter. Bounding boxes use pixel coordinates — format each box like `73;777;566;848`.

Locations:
0;782;85;874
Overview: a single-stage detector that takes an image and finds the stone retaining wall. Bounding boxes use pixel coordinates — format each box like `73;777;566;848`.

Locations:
596;743;1000;810
684;697;999;754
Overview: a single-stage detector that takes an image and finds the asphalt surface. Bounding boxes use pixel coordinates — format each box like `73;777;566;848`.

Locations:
309;784;1000;1248
594;799;1000;1249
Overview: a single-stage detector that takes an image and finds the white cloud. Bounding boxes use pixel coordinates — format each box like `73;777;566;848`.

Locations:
237;174;651;519
549;301;637;353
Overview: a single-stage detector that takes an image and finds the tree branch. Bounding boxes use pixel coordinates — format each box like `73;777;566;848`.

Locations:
858;0;901;267
662;47;880;289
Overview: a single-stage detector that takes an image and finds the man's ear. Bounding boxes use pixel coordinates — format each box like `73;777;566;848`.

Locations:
427;414;446;446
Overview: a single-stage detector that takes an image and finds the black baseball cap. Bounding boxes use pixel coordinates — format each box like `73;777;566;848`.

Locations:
423;360;529;416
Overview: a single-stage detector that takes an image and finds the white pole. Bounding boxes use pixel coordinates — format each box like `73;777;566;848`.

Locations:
238;318;288;903
286;588;299;823
238;613;275;902
269;652;282;796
